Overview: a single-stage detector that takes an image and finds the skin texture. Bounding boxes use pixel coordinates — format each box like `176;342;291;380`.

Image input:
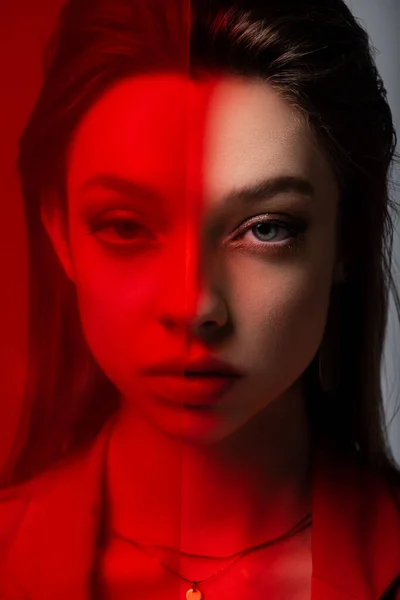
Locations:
42;74;342;597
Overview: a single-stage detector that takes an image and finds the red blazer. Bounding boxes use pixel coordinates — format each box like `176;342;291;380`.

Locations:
0;419;399;600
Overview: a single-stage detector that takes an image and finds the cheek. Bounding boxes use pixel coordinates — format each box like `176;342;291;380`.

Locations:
69;231;191;386
70;244;163;380
230;256;334;378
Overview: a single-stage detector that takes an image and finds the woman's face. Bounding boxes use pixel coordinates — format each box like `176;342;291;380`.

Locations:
44;74;341;444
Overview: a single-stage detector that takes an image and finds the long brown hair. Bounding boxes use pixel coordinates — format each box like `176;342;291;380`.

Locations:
2;0;400;487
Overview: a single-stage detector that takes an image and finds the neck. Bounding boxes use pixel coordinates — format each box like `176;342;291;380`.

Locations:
105;381;313;556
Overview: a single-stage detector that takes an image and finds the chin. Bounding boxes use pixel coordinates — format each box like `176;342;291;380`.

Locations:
145;402;243;445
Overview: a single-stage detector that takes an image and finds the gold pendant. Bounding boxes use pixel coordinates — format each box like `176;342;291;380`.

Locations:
186;586;203;599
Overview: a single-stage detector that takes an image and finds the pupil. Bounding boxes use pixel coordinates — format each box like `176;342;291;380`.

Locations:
116;222;136;238
254;223;274;241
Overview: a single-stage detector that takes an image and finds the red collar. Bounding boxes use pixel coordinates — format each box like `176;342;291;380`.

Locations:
1;420;399;599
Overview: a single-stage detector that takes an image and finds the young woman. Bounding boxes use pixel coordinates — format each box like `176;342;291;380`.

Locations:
1;0;400;598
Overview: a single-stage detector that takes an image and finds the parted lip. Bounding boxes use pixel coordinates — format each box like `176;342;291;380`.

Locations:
142;355;245;377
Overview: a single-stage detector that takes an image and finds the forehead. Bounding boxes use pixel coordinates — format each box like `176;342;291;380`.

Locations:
67;73;330;204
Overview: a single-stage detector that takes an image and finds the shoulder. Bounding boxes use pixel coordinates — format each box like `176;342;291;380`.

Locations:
0;424;113;561
0;481;32;562
0;450;89;559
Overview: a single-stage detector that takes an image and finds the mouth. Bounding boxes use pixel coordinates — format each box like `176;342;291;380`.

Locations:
142;358;244;378
143;373;242;407
183;372;239;377
183;403;214;410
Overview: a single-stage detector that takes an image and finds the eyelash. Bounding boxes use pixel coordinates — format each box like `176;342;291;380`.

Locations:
87;213;308;255
228;214;308;255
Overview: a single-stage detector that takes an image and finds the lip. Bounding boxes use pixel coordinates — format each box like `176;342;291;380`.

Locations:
142;355;245;377
145;374;240;407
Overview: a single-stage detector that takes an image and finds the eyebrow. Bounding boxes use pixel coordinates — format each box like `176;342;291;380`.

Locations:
221;175;315;206
81;173;315;206
81;174;161;202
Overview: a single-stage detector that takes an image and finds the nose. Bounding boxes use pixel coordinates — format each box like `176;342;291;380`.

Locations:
155;227;229;336
157;288;228;334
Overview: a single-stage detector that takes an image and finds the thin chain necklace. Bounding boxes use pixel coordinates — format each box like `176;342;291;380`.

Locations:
111;510;312;599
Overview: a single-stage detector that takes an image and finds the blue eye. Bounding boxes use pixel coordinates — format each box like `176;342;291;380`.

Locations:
249;221;290;243
230;214;309;253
